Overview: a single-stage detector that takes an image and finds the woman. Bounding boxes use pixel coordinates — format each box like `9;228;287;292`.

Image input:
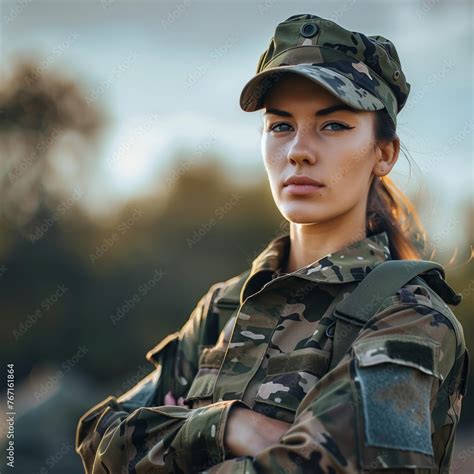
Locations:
75;14;469;473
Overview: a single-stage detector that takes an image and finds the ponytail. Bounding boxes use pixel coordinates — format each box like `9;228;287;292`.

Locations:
367;108;428;261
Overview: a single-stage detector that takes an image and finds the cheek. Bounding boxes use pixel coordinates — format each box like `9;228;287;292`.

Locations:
325;137;374;189
261;135;286;173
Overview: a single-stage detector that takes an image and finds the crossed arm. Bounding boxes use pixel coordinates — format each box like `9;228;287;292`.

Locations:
163;301;461;473
76;286;462;473
166;391;291;458
75;284;284;473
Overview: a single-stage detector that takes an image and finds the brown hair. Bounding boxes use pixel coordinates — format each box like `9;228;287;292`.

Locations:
368;108;428;261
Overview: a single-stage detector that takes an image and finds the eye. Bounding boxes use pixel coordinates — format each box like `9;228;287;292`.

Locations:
269;122;293;133
322;122;353;132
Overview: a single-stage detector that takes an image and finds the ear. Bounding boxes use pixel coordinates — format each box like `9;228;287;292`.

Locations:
372;136;400;177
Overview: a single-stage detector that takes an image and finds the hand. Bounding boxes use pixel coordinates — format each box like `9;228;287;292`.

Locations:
165;391;212;409
164;390;185;406
224;406;291;458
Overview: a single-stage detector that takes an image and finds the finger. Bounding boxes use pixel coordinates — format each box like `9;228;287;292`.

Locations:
164;391;176;405
177;396;185;406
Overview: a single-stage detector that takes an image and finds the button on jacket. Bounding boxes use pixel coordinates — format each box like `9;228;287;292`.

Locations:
75;231;468;473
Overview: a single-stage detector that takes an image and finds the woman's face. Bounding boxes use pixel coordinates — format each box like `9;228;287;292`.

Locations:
261;74;387;226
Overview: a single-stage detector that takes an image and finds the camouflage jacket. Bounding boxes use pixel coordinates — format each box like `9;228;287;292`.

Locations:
75;231;469;473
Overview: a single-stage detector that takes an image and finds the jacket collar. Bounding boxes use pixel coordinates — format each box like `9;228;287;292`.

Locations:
241;231;392;303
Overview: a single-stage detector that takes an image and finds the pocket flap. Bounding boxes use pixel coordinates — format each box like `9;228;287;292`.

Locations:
199;346;226;369
184;372;218;401
267;347;331;378
184;347;226;402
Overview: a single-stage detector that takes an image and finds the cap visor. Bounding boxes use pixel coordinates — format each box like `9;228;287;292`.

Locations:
240;63;385;113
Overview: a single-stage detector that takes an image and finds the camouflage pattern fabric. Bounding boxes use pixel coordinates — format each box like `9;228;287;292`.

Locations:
240;13;410;128
75;230;468;473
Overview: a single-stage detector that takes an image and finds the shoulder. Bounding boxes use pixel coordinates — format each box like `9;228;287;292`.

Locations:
145;269;250;365
210;268;251;311
369;271;467;380
186;268;250;325
378;269;464;343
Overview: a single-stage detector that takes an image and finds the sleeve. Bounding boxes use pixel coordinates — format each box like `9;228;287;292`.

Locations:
75;281;244;474
201;299;466;474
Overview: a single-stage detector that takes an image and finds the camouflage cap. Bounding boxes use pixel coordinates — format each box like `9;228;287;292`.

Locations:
239;13;410;127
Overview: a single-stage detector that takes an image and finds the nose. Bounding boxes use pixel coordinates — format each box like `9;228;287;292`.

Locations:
287;126;317;166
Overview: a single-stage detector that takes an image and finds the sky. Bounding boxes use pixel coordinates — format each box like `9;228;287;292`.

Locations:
0;0;472;248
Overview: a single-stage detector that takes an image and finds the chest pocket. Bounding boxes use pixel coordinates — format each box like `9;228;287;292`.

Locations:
183;314;237;406
252;347;331;420
183;345;226;405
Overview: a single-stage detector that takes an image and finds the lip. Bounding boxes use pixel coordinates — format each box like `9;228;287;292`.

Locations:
283;175;325;196
283;175;325;187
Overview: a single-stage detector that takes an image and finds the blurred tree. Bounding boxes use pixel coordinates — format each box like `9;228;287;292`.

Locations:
0;58;105;229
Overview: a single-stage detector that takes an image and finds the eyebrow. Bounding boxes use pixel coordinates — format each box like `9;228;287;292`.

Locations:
263;104;355;117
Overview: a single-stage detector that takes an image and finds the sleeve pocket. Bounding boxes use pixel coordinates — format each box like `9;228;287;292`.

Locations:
353;335;441;462
353;334;442;379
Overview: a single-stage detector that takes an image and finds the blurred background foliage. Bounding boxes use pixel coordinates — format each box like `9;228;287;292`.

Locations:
0;40;472;474
0;57;292;472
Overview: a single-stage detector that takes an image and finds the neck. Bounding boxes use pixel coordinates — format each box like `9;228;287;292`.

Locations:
285;211;367;274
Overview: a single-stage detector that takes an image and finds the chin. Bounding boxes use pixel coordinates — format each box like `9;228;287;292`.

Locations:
279;203;330;225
